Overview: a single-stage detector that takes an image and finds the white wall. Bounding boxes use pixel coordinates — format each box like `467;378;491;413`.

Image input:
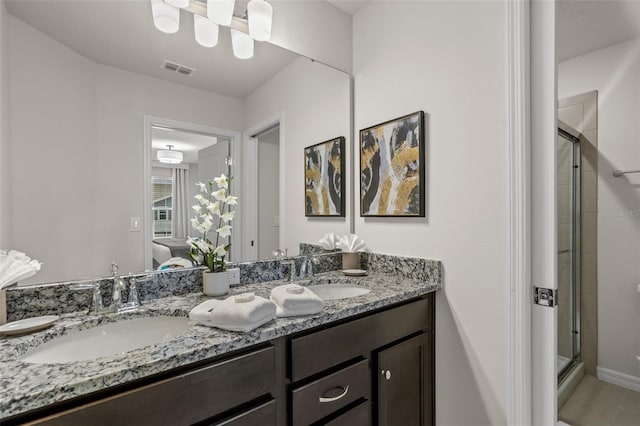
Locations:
0;0;10;249
559;38;640;381
353;2;507;424
245;57;351;256
9;16;244;284
270;0;352;73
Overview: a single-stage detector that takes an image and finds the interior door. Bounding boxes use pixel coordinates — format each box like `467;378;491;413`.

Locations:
531;0;558;423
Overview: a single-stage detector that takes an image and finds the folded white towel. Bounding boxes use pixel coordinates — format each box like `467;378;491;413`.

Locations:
270;284;324;317
0;249;42;289
337;234;368;253
189;293;276;332
189;299;221;324
318;232;338;250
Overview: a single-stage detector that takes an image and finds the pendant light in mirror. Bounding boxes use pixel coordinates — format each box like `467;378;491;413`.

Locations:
150;0;180;34
157;145;184;164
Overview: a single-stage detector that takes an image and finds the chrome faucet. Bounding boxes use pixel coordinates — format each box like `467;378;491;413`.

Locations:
110;263;142;313
299;256;319;280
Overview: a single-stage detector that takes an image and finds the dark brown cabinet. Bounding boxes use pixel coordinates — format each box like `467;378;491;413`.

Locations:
376;333;433;426
288;296;435;426
26;347;277;426
14;294;435;426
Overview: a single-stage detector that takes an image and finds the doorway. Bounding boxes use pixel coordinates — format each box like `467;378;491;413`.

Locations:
143;116;241;270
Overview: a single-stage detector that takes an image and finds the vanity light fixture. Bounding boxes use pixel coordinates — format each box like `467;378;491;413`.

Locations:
194;14;219;47
207;0;235;26
247;0;273;42
151;0;180;34
150;0;273;60
230;29;254;59
157;145;184;164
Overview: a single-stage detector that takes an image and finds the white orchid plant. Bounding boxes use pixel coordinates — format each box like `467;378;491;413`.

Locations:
187;174;237;273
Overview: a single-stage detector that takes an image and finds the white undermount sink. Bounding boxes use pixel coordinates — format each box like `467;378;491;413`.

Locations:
308;284;370;301
21;316;190;364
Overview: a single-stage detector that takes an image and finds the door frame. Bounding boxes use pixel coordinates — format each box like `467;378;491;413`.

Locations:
508;0;558;424
243;112;285;261
143;115;242;269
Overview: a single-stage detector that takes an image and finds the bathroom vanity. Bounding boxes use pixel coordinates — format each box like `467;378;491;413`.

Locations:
0;256;441;426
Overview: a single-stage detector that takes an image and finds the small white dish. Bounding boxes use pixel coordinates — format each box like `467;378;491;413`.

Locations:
0;315;59;335
342;269;368;277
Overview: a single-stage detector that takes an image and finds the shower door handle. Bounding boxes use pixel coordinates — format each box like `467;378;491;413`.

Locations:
533;287;557;307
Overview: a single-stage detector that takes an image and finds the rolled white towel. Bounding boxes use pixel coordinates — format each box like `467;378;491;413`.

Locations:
270;284;324;317
190;293;275;332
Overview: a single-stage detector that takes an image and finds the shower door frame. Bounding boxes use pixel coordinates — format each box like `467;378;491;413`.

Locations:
557;128;582;384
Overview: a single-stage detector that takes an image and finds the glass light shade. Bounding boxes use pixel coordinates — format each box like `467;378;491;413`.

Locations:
157;149;184;164
230;29;254;59
247;0;272;41
165;0;189;8
151;0;180;34
207;0;235;26
194;14;219;47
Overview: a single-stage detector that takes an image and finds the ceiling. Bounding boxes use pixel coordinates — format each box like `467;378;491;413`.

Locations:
152;127;221;164
326;0;368;15
4;0;299;99
558;0;640;61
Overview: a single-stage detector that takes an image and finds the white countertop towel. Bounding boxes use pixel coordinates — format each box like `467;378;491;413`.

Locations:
270;284;324;317
189;293;276;332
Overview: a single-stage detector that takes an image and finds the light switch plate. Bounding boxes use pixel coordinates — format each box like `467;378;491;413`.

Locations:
130;217;141;232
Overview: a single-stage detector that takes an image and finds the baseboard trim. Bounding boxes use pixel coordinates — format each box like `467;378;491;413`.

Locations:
597;366;640;392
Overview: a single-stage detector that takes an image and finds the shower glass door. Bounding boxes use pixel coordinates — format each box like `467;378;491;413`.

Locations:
557;130;581;383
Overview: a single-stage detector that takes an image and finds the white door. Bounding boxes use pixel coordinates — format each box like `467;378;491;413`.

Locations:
531;0;558;423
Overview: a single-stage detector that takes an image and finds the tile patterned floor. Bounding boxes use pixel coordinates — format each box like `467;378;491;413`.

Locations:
559;375;640;426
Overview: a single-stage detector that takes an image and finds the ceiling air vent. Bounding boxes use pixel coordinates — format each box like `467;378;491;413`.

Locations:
161;60;196;76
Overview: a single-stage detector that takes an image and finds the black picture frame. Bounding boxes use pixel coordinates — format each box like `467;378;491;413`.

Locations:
304;137;346;217
360;111;425;217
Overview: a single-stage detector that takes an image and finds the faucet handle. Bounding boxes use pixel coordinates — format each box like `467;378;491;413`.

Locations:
111;262;119;277
128;275;142;307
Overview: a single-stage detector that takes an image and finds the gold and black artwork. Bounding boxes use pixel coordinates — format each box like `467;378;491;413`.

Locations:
360;111;425;217
304;137;345;217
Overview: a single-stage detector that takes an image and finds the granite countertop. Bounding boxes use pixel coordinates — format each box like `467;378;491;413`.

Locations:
0;271;440;420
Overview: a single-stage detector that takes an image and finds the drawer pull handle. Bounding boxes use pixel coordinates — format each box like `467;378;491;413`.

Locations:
319;385;349;403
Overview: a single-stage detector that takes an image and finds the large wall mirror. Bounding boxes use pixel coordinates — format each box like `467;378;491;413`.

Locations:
3;0;352;286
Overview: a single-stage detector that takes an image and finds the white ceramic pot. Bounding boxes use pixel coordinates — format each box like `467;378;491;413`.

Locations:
202;271;229;296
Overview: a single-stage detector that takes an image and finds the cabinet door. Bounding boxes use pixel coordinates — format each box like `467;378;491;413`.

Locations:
376;333;432;426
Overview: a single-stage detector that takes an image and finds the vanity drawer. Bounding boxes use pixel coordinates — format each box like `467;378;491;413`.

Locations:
291;359;370;426
29;346;275;426
290;297;432;381
212;399;275;426
324;400;370;426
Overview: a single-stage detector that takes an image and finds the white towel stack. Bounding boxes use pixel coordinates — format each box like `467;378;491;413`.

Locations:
270;284;324;317
189;293;276;332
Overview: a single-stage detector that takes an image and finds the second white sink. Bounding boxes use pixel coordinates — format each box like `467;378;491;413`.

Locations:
21;316;191;364
308;284;370;301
